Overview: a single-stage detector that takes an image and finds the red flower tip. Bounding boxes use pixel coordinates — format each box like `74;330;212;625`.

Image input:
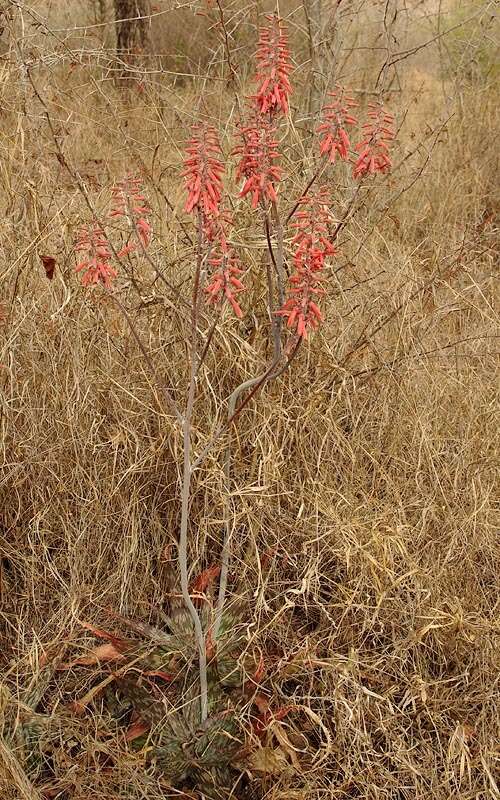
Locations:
254;15;292;117
353;102;394;178
317;85;358;162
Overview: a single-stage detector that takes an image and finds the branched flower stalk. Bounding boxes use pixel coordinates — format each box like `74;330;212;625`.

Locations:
212;17;294;645
72;18;396;727
180;123;230;721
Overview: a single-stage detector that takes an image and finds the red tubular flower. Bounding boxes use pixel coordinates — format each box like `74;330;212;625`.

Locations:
202;208;232;248
75;224;117;289
110;172;152;253
234;116;281;209
204;215;245;318
353;102;394;178
277;189;335;338
206;249;245;318
317;86;358;162
183;123;224;218
254;15;292;117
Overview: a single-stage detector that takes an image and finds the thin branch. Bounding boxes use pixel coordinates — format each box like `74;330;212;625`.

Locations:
286;165;323;223
111;295;183;424
178;208;208;722
179;414;208;722
263;211;282;361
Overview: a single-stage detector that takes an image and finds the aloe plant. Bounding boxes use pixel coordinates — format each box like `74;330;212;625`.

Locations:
1;663;59;778
100;604;248;792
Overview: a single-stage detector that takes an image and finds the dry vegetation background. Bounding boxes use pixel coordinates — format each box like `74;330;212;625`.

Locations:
0;0;499;798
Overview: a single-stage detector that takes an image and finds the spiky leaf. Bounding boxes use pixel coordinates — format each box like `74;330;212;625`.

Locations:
194;713;242;768
196;764;235;799
150;738;189;781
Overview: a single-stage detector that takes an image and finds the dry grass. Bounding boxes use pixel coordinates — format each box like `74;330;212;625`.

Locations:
0;1;499;798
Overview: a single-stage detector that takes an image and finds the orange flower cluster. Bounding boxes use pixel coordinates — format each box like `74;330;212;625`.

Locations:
277;189;335;338
235;16;290;211
234;117;281;209
75;173;153;289
254;15;292;117
204;215;245;319
183;126;246;318
183;123;224;218
317;87;358;162
206;248;245;318
353;102;395;178
75;224;117;289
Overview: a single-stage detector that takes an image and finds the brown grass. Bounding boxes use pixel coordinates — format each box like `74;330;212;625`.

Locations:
0;1;499;798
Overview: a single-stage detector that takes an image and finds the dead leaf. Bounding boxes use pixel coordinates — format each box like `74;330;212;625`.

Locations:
261;548;277;570
108;427;127;446
77;619;130;648
462;723;476;742
60;642;126;669
0;682;11;713
272;723;306;770
190;564;221;595
248;746;290;775
273;705;297;721
106;609;172;646
42;789;65;799
253;693;270;715
143;670;173;681
278;646;315;677
125;718;150;742
40;255;56;280
205;627;216;660
69;672;117;714
253;700;295;738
